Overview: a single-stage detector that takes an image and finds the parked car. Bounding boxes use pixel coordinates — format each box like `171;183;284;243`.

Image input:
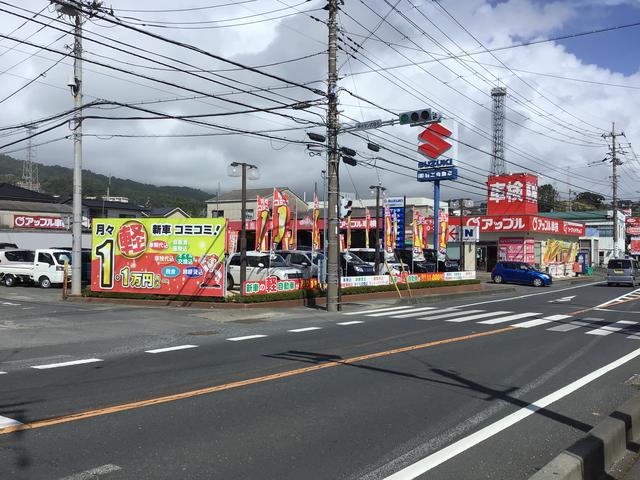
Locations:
340;252;376;276
226;251;304;290
607;258;640;286
423;249;460;272
349;248;404;275
0;248;72;288
275;250;324;279
491;261;552;287
396;249;437;273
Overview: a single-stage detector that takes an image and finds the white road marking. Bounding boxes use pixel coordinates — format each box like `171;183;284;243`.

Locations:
382;345;640;480
288;327;322;333
344;306;413;316
0;371;6;375
513;314;572;329
367;307;427;317
31;358;103;370
58;464;122;480
418;310;484;321
597;287;640;308
226;335;268;341
145;345;198;354
547;317;602;332
21;307;35;310
337;321;364;325
477;312;540;325
446;311;512;323
549;295;575;303
0;415;21;429
1;302;19;306
389;307;438;318
586;320;636;336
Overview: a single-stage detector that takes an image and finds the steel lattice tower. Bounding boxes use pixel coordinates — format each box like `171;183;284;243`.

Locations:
17;125;41;192
490;87;507;175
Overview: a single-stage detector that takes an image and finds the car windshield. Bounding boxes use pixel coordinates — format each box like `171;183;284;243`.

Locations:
609;259;632;269
53;252;72;265
269;254;287;267
311;253;325;265
353;250;375;262
343;253;365;264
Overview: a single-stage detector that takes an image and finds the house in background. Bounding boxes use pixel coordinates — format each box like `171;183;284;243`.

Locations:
147;207;191;218
206;187;308;221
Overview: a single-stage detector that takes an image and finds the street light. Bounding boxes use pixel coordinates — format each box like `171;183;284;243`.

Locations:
228;162;259;295
369;183;386;273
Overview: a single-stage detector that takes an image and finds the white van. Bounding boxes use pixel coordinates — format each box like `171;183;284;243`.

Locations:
0;249;72;288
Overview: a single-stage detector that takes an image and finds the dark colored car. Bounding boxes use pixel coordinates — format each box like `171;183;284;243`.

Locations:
0;243;18;250
275;249;325;279
340;252;375;276
423;249;460;272
492;261;552;287
396;249;436;273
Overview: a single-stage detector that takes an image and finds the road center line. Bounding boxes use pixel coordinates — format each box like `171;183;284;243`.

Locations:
31;358;103;370
288;327;322;333
145;345;198;354
382;344;640;480
0;327;515;436
337;321;364;325
226;335;268;341
58;464;122;480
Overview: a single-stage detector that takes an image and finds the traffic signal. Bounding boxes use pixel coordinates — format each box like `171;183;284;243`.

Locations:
399;109;439;125
342;156;357;166
340;146;357;157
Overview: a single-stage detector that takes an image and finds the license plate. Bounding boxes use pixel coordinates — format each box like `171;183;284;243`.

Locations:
615;270;624;274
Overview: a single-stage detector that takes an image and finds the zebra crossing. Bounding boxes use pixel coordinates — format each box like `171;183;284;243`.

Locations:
344;305;640;340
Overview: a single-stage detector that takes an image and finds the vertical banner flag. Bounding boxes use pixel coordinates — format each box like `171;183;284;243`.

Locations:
392;210;398;251
339;234;345;253
384;201;393;253
346;214;352;251
255;195;270;252
291;205;298;250
438;211;449;255
271;188;290;248
365;207;371;249
312;192;320;251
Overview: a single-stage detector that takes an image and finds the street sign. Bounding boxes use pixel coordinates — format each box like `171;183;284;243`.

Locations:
447;225;458;242
341;119;383;132
417;167;458;182
461;226;479;242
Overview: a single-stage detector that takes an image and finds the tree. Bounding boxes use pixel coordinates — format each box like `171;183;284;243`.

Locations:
574;192;605;209
538;184;559;212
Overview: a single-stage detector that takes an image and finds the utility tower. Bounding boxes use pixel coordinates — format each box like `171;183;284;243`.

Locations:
490;87;507;175
17;125;41;192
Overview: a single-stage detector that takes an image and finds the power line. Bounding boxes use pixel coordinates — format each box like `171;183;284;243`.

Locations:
109;1;258;14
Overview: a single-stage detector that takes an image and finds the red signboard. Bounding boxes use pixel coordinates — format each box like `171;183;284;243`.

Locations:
631;238;640;256
627;218;640;235
418;123;452;159
487;173;538;216
498;237;535;263
450;215;585;236
243;277;318;295
13;214;66;230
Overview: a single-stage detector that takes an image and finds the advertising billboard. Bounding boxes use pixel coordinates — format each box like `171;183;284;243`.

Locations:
91;218;226;297
487;173;538;215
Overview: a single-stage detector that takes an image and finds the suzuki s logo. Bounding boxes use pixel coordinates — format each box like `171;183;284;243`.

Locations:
418;123;452;159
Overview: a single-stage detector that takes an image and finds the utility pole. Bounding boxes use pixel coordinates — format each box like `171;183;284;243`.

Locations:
369;184;386;273
325;0;340;312
603;122;623;258
458;199;464;271
71;9;83;297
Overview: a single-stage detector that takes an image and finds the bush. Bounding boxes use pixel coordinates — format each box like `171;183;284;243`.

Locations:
83;279;479;304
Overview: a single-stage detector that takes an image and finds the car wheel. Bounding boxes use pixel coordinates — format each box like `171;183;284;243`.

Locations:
493;274;503;284
39;276;52;289
226;275;234;290
4;275;15;287
533;278;543;287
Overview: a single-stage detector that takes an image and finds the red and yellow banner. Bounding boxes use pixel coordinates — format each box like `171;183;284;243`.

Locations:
384;203;394;253
271;188;290;248
365;207;371;249
312;192;321;251
255;195;270;252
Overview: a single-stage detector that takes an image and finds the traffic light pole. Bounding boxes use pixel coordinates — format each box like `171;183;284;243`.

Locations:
326;0;340;312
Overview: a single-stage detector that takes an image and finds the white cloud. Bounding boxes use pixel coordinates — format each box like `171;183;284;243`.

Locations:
1;0;639;204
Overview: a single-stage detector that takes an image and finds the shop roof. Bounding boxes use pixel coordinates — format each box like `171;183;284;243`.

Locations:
540;210;612;221
0;200;72;214
0;183;56;203
62;198;150;211
207;187;305;205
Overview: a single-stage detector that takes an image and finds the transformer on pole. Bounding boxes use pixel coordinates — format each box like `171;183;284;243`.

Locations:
490;87;507;175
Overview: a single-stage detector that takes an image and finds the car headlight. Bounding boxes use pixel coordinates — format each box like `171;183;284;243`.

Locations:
354;266;363;272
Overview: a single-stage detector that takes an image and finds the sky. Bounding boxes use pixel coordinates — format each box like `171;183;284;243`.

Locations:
1;0;640;206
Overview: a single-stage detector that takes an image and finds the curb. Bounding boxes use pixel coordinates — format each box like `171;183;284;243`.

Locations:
385;285;517;306
530;393;640;480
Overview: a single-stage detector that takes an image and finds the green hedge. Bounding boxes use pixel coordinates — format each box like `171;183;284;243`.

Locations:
82;279;479;304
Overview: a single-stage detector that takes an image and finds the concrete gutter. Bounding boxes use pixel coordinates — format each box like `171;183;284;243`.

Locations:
529;393;640;480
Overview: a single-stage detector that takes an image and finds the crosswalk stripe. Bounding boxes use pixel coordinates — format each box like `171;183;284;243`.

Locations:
367;307;428;317
344;306;412;316
417;309;485;321
389;307;442;318
586;320;637;336
547;317;603;332
477;312;540;325
513;314;572;329
446;311;512;323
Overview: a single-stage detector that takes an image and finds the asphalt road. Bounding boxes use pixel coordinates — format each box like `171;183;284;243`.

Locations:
2;280;640;479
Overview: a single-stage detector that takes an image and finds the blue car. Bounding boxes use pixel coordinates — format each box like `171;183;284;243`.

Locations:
491;261;552;287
